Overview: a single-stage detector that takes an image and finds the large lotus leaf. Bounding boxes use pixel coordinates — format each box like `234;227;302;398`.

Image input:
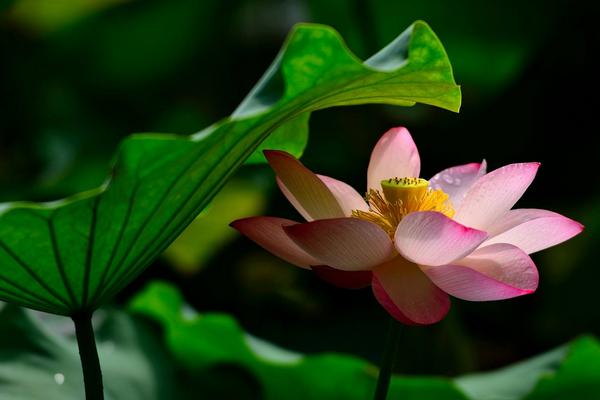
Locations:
0;304;177;400
163;176;268;274
0;21;460;316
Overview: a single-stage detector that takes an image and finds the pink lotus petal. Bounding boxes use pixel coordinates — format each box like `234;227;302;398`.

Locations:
230;216;319;269
367;127;420;191
283;218;394;271
394;211;488;266
484;208;583;254
454;162;540;230
429;161;487;208
372;256;450;325
311;265;372;289
422;243;538;301
265;150;344;221
318;174;369;216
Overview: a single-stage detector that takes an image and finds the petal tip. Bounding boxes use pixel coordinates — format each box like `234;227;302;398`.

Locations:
391;126;410;134
263;149;287;161
527;161;542;170
383;126;413;143
229;217;248;230
565;217;585;237
280;223;294;234
565;217;585;235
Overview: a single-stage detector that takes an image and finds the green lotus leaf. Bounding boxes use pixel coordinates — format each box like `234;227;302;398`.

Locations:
0;21;460;316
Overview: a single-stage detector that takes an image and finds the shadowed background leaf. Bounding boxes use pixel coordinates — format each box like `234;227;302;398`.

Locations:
0;304;177;399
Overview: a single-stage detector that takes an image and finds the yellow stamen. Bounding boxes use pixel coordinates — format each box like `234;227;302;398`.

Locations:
352;177;454;237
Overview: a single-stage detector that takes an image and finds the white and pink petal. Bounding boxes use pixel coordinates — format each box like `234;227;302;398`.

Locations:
317;174;369;216
394;211;488;267
283;218;394;271
265;150;345;221
230;216;320;269
454;162;540;230
372;256;450;325
484;208;583;254
421;243;538;301
367;127;420;191
429;160;487;208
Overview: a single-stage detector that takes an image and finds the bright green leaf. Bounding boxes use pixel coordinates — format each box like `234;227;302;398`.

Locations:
163;176;268;274
0;21;460;316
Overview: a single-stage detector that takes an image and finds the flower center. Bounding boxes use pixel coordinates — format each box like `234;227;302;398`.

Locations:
352;177;454;237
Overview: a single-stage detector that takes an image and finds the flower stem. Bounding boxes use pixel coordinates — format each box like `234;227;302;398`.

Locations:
374;317;402;400
72;312;104;400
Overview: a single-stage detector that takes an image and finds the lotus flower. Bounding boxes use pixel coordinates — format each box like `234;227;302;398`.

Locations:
231;127;583;325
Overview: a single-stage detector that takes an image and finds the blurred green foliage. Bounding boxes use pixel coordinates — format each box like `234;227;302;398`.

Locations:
130;281;469;400
3;283;599;399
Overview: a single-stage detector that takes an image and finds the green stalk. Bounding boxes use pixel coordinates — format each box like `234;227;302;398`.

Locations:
374;317;402;400
72;312;104;400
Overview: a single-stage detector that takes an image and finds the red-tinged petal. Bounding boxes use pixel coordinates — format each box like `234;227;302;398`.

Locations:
429;161;487;208
454;162;540;230
422;243;538;301
311;265;372;289
394;211;488;266
283;218;394;271
484;208;584;254
372;256;450;325
317;174;368;216
265;150;344;221
367;127;420;191
230;216;319;269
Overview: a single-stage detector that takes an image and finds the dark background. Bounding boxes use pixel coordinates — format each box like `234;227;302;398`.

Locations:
0;0;597;376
